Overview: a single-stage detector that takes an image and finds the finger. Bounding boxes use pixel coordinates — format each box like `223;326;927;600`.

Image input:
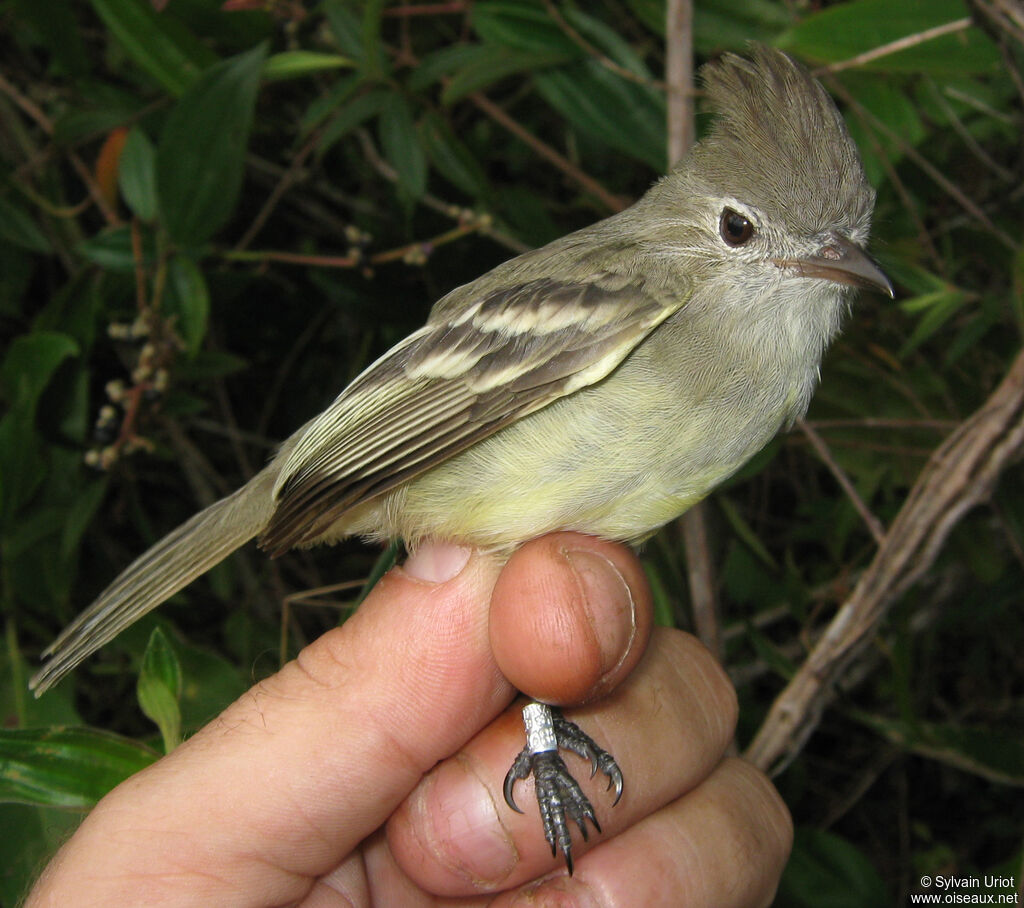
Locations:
387;628;739;895
329;761;791;908
489;532;653;703
28;543;509;908
490;758;793;908
27;533;656;908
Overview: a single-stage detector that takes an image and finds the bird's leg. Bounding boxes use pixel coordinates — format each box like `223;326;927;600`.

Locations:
503;701;623;874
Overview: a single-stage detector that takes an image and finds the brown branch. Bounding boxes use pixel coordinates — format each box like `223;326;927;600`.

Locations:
664;0;721;661
351;129;531;254
543;0;666;90
381;2;467;15
827;76;1019;252
468;91;629;212
819;19;974;74
746;347;1024;774
234;131;320;253
0;71;120;226
665;0;694;167
799;417;887;546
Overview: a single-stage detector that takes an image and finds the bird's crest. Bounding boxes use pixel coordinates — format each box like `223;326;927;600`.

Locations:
692;45;874;237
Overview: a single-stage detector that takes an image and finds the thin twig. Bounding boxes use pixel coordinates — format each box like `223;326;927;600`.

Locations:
819;19;974;74
808;418;957;431
381;1;466;15
222;215;493;270
973;0;1024;45
798;418;887;546
223;248;360;268
469;91;629;212
234;131;320;253
665;0;721;662
665;0;695;166
842;91;945;273
347;131;531;254
926;79;1016;183
0;71;120;226
828;77;1019;252
543;0;666;90
747;347;1024;774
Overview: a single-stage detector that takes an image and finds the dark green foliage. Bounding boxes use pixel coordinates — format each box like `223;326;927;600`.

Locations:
0;0;1021;903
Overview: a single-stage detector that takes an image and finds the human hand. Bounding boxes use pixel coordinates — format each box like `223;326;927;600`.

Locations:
26;533;791;906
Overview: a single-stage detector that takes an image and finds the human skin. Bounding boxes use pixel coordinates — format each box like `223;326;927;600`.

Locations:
25;533;792;907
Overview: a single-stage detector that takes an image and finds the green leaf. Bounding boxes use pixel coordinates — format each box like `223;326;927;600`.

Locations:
0;727;157;807
352;539;400;609
322;0;362;60
52;107;137;145
263;50;354;82
166;254;210;356
12;0;89;76
78;224;155;271
118;126;158;221
407;44;494;92
156;43;268;246
777;0;1001;75
418;112;490;198
173;349;248;381
839;72;927;183
693;0;793;53
718;496;780;571
472;1;577;54
534;60;666;172
300;73;361;134
743;620;797;679
442;47;571;105
90;0;216;96
378;95;427;199
0;332;79;526
60;477;109;560
778;828;889;908
359;0;388;80
642;562;676;628
317;88;390;154
0;804;80;907
561;7;656;79
137;628;183;753
0;332;78;413
0;195;51;254
897;288;970;357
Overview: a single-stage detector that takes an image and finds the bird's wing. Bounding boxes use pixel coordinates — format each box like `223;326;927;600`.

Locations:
259;272;686;553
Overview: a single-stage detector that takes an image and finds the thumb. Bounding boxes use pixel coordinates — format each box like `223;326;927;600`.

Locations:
489;532;653;704
30;544;512;906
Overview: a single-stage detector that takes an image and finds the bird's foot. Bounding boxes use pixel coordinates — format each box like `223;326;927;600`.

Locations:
503;702;623;874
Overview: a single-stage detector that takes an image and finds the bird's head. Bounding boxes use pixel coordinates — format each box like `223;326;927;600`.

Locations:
641;46;893;305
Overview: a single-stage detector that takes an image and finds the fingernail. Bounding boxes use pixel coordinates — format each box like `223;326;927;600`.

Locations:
412;755;517;885
565;549;637;679
402;542;471;583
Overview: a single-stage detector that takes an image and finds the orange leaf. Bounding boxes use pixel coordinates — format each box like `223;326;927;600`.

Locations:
95;126;130;213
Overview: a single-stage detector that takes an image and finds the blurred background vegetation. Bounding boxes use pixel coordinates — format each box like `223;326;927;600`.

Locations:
1;0;1022;904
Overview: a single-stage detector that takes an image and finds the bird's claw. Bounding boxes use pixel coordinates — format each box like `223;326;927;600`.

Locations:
503;707;623;874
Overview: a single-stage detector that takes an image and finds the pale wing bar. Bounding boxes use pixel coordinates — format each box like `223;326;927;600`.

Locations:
260;276;684;553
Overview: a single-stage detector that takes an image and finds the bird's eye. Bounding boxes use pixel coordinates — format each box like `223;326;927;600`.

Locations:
719;208;754;247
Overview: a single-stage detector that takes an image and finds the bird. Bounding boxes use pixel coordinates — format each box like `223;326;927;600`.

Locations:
31;45;892;873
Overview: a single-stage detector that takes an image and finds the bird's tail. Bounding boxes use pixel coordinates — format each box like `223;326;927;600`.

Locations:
30;464;280;696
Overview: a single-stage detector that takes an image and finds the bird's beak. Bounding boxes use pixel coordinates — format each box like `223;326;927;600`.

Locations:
777;233;895;298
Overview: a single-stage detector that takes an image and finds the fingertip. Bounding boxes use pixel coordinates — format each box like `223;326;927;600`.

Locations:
387;712;525;895
489;533;652;705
